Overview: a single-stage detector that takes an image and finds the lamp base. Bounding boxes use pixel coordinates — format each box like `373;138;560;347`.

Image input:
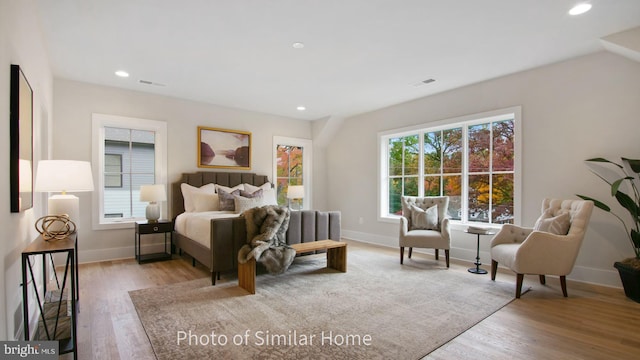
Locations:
146;202;160;222
47;194;80;233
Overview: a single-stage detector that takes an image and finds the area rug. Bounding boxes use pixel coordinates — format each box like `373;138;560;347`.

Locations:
129;246;514;359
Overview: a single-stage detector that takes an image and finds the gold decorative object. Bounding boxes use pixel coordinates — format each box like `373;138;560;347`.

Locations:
35;214;77;241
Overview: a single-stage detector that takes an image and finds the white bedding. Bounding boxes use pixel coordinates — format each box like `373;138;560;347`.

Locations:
175;211;240;248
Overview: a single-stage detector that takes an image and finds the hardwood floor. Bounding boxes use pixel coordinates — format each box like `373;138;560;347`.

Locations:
61;240;640;359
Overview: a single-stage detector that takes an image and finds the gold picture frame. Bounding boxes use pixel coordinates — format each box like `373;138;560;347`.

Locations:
197;126;251;169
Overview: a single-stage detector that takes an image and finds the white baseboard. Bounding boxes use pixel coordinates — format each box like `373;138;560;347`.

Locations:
79;243;168;263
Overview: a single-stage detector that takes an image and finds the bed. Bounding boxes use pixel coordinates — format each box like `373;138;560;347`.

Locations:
171;171;341;285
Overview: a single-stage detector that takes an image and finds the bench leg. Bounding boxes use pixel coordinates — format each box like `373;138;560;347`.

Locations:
327;246;347;272
238;258;256;294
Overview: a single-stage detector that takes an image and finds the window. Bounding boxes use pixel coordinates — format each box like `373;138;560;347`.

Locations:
104;154;122;188
273;136;312;209
92;114;167;229
380;107;520;226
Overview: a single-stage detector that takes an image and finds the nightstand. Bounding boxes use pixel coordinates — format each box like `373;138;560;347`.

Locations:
135;220;173;264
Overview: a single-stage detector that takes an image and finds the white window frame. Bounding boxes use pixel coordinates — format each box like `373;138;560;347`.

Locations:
378;106;521;229
272;136;313;210
92;113;168;230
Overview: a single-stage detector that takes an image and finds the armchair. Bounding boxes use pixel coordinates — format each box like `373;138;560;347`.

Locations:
490;198;594;298
399;196;451;267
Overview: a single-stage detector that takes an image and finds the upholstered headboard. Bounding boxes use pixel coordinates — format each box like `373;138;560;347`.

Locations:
171;171;270;220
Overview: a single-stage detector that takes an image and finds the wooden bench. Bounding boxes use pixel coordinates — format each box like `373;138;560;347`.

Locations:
238;240;347;294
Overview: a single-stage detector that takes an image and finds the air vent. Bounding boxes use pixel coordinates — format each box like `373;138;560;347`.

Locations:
412;78;436;87
139;80;166;87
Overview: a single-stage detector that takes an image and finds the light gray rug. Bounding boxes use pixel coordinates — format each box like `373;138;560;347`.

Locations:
129;246;514;359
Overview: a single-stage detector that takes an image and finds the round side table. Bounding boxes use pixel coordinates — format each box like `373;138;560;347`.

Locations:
465;230;495;275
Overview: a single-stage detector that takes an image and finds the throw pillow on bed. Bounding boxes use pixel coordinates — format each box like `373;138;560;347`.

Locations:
218;189;241;211
234;195;267;214
181;183;216;212
240;189;263;198
215;184;244;194
244;183;278;205
192;192;220;212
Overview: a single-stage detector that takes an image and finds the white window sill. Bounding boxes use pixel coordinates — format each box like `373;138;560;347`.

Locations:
379;215;503;231
93;219;140;231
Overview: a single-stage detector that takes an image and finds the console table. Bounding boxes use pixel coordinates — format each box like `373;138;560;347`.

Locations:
21;234;78;360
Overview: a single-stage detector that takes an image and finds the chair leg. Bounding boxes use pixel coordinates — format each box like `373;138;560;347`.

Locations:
560;276;568;297
491;260;498;281
434;249;439;260
539;275;546;285
211;272;216;286
516;273;524;298
445;250;450;268
408;247;413;259
400;247;404;264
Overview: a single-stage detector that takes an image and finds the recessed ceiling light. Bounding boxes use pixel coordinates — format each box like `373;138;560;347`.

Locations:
296;106;306;111
115;70;130;77
569;3;592;15
292;42;305;49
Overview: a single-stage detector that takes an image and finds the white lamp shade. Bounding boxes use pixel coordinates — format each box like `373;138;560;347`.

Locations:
287;185;305;199
140;184;167;202
35;160;94;193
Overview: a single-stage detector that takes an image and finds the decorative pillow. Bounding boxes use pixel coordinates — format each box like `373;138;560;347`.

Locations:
218;189;241;211
410;204;439;230
244;183;277;205
240;188;263;199
215;184;244;194
533;209;571;235
181;183;216;212
243;183;270;192
192;192;220;212
234;195;267;214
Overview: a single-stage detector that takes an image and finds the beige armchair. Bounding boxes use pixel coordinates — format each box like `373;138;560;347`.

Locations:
399;196;451;267
490;198;594;298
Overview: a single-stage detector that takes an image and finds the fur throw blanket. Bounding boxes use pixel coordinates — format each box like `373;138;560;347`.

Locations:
237;205;296;274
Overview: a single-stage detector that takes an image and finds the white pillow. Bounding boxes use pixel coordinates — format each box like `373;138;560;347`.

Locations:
244;183;277;205
534;209;571;235
234;195;267;214
215;184;244;194
192;192;220;212
181;183;216;212
410;204;439;230
243;183;271;192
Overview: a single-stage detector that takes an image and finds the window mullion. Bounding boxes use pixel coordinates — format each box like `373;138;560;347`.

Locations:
418;132;424;197
488;122;494;224
462;125;469;223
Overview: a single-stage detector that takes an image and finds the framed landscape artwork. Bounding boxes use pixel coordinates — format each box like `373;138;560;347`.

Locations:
10;64;33;213
198;126;251;169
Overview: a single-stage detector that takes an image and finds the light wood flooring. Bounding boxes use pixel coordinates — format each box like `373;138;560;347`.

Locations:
60;240;640;359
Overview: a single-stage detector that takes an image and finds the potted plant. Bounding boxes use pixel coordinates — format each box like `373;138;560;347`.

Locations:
577;157;640;302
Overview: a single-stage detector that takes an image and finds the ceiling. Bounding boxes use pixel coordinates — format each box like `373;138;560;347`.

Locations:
34;0;640;121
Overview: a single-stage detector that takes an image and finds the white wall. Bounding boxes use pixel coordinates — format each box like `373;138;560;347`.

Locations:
53;79;312;262
0;0;53;340
326;51;640;288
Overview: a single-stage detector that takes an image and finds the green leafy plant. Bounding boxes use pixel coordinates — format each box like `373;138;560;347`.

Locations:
577;157;640;261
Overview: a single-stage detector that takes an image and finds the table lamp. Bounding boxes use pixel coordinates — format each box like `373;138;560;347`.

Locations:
35;160;94;228
286;185;304;210
140;184;166;222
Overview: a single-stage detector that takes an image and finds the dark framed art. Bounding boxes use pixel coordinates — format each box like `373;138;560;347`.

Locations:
10;64;34;213
197;126;251;169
